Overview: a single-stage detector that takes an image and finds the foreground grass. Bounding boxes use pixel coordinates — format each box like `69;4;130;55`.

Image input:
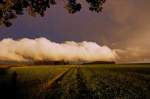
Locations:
0;65;70;99
0;64;150;99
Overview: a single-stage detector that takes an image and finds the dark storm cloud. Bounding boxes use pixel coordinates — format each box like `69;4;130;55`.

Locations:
105;0;150;62
0;0;150;62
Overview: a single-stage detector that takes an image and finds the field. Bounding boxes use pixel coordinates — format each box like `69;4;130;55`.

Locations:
0;64;150;99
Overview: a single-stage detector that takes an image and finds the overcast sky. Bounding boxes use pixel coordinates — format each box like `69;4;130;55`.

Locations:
0;0;150;62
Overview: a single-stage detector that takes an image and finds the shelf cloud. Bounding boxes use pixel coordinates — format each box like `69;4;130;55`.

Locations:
0;37;116;62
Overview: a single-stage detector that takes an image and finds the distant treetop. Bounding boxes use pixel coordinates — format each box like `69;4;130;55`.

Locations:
0;0;106;27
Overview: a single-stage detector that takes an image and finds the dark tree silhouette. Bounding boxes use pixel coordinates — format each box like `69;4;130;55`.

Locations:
0;0;106;27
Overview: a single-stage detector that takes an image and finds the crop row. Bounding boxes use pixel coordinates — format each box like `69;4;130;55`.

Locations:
81;66;150;99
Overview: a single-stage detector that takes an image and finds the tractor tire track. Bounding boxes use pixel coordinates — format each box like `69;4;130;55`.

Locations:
42;67;72;90
80;67;109;99
76;66;99;99
39;66;97;99
38;67;73;99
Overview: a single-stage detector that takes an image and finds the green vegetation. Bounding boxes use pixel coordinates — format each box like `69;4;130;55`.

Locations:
81;66;150;98
0;64;150;99
0;65;70;99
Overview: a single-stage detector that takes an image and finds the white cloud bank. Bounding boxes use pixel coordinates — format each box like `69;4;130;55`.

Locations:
0;37;117;62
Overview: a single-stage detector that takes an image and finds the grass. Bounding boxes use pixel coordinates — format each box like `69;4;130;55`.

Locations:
0;64;150;99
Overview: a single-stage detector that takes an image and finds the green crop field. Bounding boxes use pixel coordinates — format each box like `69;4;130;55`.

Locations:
0;64;150;99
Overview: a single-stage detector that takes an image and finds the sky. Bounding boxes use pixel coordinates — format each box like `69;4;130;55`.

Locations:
0;0;150;63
